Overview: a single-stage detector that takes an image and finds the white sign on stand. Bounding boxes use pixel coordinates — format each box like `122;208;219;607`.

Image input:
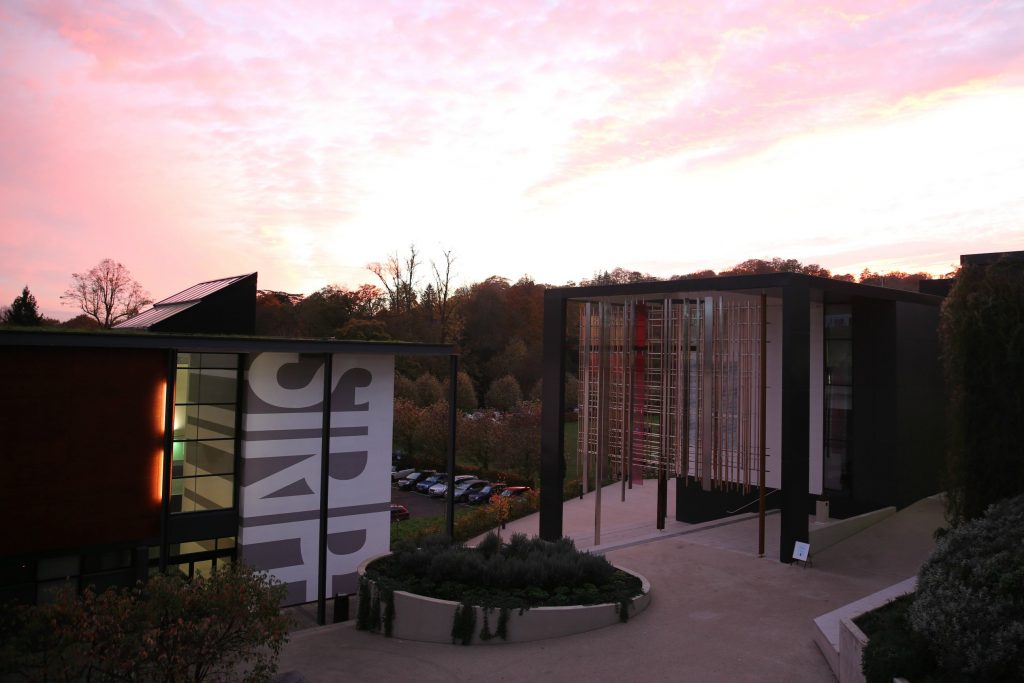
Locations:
792;541;811;566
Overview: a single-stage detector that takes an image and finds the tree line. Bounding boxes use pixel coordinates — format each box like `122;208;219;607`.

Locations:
3;251;952;483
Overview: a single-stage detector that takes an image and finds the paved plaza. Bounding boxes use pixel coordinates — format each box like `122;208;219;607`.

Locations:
277;482;944;682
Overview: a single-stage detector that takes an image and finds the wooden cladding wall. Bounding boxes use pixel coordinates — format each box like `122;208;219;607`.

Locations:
1;347;165;555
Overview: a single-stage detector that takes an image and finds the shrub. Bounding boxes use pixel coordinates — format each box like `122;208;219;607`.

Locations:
941;258;1024;524
857;594;935;682
390;490;540;549
0;564;291;683
367;532;642;614
908;492;1024;680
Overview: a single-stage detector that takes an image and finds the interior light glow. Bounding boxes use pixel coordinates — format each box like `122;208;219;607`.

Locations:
154;381;168;504
156;380;168;434
153;448;164;505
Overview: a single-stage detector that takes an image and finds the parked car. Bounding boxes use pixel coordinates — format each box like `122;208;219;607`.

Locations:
392;466;415;481
416;473;446;493
390;503;410;522
453;479;488;502
428;475;476;498
467;483;506;505
397;470;435;491
501;486;532;498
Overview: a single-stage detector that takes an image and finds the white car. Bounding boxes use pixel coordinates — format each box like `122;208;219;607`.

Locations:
392;466;415;481
428;474;476;497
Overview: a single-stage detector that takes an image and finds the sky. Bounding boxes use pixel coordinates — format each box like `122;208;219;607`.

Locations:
2;1;1023;320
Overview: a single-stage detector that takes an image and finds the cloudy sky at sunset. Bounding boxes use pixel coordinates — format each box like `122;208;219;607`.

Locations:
2;0;1023;318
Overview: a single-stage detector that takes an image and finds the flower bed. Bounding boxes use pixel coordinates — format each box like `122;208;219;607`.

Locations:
356;533;650;644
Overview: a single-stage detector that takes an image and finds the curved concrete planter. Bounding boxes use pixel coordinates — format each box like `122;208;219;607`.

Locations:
356;554;651;645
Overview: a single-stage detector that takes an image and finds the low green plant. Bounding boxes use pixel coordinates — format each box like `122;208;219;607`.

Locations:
356;576;395;637
856;594;936;682
390;490;541;549
368;532;642;617
908;493;1024;680
451;601;476;645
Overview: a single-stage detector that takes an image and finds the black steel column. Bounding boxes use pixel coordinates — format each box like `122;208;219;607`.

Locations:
780;282;810;562
317;353;333;625
445;354;458;540
159;349;176;573
540;292;567;541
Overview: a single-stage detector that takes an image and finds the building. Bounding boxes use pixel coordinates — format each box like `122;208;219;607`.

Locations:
114;273;258;335
539;272;947;562
1;276;454;618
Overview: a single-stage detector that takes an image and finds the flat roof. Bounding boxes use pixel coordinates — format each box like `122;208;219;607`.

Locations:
546;271;944;306
0;329;454;356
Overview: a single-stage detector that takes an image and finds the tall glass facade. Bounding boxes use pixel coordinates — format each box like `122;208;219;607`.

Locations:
824;305;852;491
171;353;240;513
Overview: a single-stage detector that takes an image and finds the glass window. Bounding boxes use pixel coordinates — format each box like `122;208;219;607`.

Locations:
823;305;853;491
824;305;852;339
36;556;79;581
200;354;238;369
826;340;853;386
197;369;237;403
171;353;240;514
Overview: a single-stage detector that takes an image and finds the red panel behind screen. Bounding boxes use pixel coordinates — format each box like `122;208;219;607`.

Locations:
0;347;165;555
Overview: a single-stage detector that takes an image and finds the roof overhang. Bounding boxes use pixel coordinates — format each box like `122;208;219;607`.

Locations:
546;272;944;307
0;330;454;357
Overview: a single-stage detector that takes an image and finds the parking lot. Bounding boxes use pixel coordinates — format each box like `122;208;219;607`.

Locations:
391;486;446;519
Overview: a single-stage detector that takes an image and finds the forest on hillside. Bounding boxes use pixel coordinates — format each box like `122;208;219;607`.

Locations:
3;249;947;484
249;248;945;482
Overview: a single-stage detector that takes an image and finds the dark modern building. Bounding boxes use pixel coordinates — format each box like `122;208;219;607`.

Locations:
539;271;948;562
114;273;257;335
1;275;453;615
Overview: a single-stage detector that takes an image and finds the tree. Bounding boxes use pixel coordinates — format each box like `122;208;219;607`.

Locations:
336;318;391;341
295;285;359;337
0;564;290;682
941;257;1024;524
430;249;459;343
485;375;522;411
442;371;478;412
3;286;43;326
719;257;831;277
582;267;659;286
671;269;717;279
413;373;444;407
61;259;151;328
255;290;301;336
858;268;932;292
61;314;103;330
368;245;420;315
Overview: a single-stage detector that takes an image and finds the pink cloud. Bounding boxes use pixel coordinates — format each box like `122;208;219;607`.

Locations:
526;0;1024;188
1;1;1022;314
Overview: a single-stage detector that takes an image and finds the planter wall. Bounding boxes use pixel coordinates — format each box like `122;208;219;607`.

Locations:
357;555;651;645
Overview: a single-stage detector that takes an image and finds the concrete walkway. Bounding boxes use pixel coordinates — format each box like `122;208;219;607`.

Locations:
276;483;945;682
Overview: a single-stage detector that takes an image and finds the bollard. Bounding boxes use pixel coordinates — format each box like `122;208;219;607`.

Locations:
333;594;350;623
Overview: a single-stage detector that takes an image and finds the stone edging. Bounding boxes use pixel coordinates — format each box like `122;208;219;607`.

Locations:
813;576;917;682
356;553;651;644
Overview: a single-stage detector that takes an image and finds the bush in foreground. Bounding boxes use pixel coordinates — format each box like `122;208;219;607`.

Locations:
0;564;291;683
857;594;936;683
908;493;1024;680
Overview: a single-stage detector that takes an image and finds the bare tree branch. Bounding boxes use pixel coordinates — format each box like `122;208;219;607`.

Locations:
431;248;457;343
60;258;151;328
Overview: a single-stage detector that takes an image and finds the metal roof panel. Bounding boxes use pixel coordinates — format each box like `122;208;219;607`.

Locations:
113;302;198;329
156;273;255;305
